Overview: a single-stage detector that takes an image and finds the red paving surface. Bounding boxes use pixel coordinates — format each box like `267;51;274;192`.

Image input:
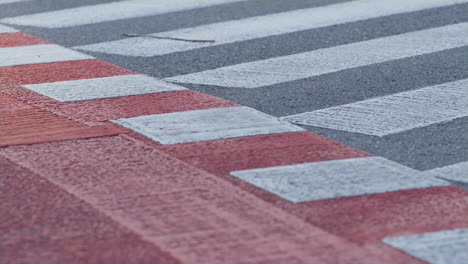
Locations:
1;32;467;263
0;32;50;47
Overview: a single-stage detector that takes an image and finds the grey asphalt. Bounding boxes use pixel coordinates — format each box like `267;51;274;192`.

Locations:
2;0;467;172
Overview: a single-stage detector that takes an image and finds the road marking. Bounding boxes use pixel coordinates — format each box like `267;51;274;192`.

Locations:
0;0;30;4
22;74;186;102
75;0;465;57
230;157;448;203
166;23;468;88
0;44;93;67
383;228;468;264
0;0;242;28
0;24;17;33
281;79;468;136
426;161;468;183
113;106;305;145
0;32;50;47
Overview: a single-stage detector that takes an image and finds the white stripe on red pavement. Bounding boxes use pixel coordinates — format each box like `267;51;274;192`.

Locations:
426;161;468;184
75;0;465;57
383;228;468;264
113;106;305;145
23;74;186;102
165;23;468;88
0;24;17;33
230;157;448;203
0;44;93;67
0;0;242;28
281;78;468;136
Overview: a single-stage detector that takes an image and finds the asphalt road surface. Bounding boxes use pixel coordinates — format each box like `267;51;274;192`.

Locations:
1;0;467;263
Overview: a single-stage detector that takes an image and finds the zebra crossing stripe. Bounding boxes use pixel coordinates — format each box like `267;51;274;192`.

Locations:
0;24;17;33
0;44;93;67
113;106;305;145
22;74;186;102
75;0;465;57
281;79;468;137
0;0;30;4
166;22;468;88
230;157;448;203
426;161;468;184
0;0;243;28
383;228;468;264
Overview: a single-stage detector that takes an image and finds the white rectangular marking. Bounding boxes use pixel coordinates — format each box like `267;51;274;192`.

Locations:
281;79;468;136
0;44;93;67
230;157;448;203
75;0;465;57
165;23;468;88
425;161;468;183
0;24;17;33
22;74;186;102
0;0;242;28
383;228;468;264
112;106;305;145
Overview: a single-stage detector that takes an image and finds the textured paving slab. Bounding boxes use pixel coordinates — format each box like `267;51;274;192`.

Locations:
383;228;468;264
231;157;448;202
113;106;305;145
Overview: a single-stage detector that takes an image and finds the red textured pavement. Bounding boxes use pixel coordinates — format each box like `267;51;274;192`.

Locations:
2;31;467;264
0;136;394;264
0;93;127;147
0;32;50;47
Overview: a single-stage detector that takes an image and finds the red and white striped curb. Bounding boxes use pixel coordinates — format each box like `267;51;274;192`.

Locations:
1;27;466;263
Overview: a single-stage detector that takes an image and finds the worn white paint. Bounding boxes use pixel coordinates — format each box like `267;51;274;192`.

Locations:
75;0;465;57
0;44;93;67
425;161;468;183
0;0;30;4
281;79;468;136
230;157;448;203
0;24;17;33
22;74;186;102
383;228;468;264
113;106;305;145
166;23;468;88
0;0;242;28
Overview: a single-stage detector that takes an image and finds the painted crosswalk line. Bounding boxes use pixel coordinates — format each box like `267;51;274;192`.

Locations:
75;0;465;57
0;24;17;33
383;228;468;264
0;0;30;4
230;157;448;203
113;106;305;145
22;74;186;102
166;22;468;88
281;79;468;136
426;161;468;184
0;44;93;67
0;0;242;28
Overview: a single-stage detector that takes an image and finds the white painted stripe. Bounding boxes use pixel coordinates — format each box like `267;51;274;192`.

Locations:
281;79;468;136
0;0;30;4
75;0;465;57
0;0;242;28
230;157;448;203
22;74;186;102
425;161;468;183
0;24;17;33
0;44;93;67
383;228;468;264
113;106;305;145
165;23;468;88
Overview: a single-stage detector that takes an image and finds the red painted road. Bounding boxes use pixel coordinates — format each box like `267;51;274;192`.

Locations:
1;31;466;264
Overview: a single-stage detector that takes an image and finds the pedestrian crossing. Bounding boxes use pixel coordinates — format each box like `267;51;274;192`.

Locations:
1;1;467;262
